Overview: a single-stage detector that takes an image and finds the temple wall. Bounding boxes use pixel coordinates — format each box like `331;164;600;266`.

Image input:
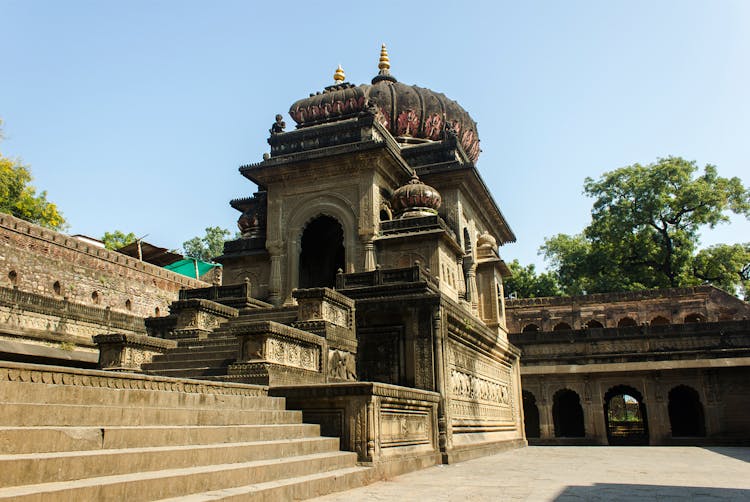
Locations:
0;213;206;319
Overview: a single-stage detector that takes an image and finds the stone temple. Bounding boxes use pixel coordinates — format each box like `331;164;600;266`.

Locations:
0;45;530;499
0;45;748;499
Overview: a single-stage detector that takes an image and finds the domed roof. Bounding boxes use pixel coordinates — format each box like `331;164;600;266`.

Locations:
288;45;480;162
391;175;442;219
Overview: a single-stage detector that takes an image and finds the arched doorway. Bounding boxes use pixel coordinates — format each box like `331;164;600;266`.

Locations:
617;317;637;327
668;385;706;437
552;389;585;438
553;322;572;331
522;324;540;333
522;391;540;438
604;385;649;445
586;319;603;329
299;215;345;289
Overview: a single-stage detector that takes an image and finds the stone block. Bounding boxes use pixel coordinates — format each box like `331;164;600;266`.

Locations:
94;333;177;371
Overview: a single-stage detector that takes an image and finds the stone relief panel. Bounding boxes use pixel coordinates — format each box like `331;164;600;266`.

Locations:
379;407;431;447
328;349;357;381
358;326;404;385
447;338;516;428
264;337;320;372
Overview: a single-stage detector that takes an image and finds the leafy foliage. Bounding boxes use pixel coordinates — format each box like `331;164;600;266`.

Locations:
503;259;562;298
0;121;66;230
101;230;137;251
542;157;750;295
182;227;231;261
692;243;750;300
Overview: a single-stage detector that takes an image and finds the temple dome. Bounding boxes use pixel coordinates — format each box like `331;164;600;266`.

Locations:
391;175;442;219
288;46;481;162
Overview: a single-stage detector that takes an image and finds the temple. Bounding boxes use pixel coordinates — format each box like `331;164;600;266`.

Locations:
0;45;748;499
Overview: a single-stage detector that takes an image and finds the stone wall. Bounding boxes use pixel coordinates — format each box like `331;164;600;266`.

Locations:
0;213;207;318
506;286;750;333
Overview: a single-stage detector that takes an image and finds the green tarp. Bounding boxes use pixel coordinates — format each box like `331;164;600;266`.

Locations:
164;259;221;279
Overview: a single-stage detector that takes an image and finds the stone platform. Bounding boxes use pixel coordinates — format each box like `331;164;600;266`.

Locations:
312;446;750;501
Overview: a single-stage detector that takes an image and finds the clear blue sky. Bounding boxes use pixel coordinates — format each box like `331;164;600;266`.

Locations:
2;0;749;269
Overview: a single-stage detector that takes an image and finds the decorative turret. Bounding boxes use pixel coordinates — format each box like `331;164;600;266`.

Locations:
391;174;442;219
333;65;346;83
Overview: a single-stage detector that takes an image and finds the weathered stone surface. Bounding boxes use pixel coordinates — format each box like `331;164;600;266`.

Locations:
94;332;178;371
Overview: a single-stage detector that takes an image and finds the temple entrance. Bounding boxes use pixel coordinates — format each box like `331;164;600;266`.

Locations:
552;389;585;437
668;385;706;437
522;391;541;438
299;215;345;289
604;385;649;445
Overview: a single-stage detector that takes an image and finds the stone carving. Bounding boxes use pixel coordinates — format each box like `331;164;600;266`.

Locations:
328;349;357;381
269;114;286;134
379;408;430;447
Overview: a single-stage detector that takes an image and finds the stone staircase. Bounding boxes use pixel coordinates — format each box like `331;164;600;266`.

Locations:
0;361;373;500
141;306;298;380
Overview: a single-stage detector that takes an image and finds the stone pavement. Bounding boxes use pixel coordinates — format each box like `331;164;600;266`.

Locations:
312;446;750;501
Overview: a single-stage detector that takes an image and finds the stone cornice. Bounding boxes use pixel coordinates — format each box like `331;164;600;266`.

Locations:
169;298;239;318
270;381;440;402
93;333;177;350
230;320;324;347
505;285;739;309
292;287;355;309
0;360;268;396
0;286;147;334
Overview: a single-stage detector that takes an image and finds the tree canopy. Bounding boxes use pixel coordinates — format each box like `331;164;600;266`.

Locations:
540;157;750;297
182;227;231;262
0;121;66;230
101;230;137;251
503;260;562;299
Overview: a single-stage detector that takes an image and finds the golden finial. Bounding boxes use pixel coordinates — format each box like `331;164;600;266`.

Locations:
378;44;390;72
333;64;346;83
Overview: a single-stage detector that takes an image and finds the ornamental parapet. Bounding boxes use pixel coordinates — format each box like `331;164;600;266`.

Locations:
94;333;177;372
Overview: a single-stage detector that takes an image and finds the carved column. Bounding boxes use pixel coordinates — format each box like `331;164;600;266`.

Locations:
431;306;451;461
362;236;376;272
267;241;284;307
467;263;479;315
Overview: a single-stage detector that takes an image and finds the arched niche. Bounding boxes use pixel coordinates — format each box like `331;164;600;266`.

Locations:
522;323;540;333
284;194;359;298
617;317;637;328
585;319;604;329
298;215;344;288
552;388;585;438
553;322;572;331
603;384;649;445
668;385;706;437
522;391;541;438
651;316;670;326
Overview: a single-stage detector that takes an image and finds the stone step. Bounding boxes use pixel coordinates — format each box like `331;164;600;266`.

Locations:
142;367;230;379
0;423;322;454
176;338;239;349
141;358;236;371
0;381;279;410
0;437;341;486
158;466;374;501
0;403;302;427
0;451;358;501
150;349;238;363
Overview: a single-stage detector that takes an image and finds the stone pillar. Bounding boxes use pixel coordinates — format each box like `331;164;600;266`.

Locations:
645;372;670;444
284;237;301;306
431;307;452;461
363;238;376;272
467;263;479;315
267;241;284;306
538;378;555;439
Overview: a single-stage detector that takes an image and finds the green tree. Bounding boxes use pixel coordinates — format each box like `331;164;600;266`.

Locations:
101;230;137;250
542;157;750;295
182;226;231;261
503;259;562;299
0;121;66;230
692;243;750;300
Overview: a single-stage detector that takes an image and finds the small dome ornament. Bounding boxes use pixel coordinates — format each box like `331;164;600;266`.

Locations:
333;65;346;83
372;43;397;84
477;231;498;250
391;174;442;219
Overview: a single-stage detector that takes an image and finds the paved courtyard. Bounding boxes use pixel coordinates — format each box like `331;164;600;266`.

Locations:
313;446;750;501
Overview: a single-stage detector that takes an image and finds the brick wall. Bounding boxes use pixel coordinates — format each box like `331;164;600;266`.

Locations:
0;213;208;318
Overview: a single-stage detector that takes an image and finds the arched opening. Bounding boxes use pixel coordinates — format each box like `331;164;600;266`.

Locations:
379;209;391;222
53;281;62;296
684;313;705;323
553;322;572;331
604;385;649;445
668;385;706;437
522;323;540;333
617;317;637;327
91;291;100;304
585;319;603;329
154;307;161;317
299;215;345;289
522;391;541;438
651;316;670;326
552;389;585;438
125;299;132;311
8;270;18;287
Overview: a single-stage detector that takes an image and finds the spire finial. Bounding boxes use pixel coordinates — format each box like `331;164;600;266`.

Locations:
333;64;346;83
378;44;390;73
